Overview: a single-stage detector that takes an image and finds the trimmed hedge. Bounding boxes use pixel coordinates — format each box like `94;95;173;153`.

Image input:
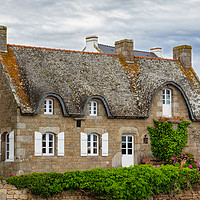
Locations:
6;165;200;200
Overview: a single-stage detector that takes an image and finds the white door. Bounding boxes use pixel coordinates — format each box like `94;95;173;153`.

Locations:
122;135;134;167
162;89;171;117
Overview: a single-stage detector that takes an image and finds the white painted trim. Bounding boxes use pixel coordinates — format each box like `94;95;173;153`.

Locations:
57;132;64;156
102;133;108;156
88;133;98;156
44;99;53;114
89;101;97;116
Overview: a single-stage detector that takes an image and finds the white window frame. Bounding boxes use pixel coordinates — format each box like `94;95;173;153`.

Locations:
44;99;53;114
5;131;14;162
42;133;54;156
89;101;97;116
5;133;10;161
162;89;172;117
87;133;98;156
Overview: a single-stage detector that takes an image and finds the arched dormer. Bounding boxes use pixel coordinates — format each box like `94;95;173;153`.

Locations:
147;81;195;121
81;95;112;117
34;93;69;116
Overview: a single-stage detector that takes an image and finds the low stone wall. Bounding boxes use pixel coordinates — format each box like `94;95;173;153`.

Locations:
151;184;200;200
0;179;200;200
0;180;95;200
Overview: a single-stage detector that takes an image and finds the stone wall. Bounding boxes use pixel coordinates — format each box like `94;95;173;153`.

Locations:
4;85;199;175
0;61;17;175
0;179;200;200
0;180;95;200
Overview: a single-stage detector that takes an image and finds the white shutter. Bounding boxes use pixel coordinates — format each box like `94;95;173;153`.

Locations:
102;133;108;156
9;131;14;161
0;134;2;161
57;132;64;156
80;132;87;156
35;132;42;156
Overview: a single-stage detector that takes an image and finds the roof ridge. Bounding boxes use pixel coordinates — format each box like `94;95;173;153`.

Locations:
134;55;178;61
7;44;117;56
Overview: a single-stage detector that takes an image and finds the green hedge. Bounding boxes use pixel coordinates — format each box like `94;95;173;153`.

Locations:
5;165;200;200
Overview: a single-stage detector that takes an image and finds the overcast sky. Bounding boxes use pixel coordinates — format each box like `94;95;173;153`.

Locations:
0;0;200;76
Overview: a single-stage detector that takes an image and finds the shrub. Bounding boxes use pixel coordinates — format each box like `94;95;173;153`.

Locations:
172;152;200;170
147;120;190;162
5;165;200;199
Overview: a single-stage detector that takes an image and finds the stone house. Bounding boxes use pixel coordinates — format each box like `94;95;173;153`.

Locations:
0;25;199;175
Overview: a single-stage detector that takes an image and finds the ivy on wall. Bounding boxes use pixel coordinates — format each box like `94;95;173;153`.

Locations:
147;120;190;162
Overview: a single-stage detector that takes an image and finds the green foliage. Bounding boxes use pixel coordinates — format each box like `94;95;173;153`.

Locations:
148;120;190;162
5;165;200;199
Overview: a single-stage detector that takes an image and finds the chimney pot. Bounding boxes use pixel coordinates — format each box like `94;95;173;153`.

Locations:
83;35;99;52
150;47;162;57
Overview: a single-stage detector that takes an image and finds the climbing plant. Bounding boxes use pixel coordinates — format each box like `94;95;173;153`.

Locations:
147;120;190;162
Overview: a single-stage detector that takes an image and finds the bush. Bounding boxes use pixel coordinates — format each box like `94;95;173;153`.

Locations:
5;165;200;199
148;120;190;162
172;152;200;170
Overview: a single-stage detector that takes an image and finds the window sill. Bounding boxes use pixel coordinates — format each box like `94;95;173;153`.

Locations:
5;159;14;162
42;154;55;156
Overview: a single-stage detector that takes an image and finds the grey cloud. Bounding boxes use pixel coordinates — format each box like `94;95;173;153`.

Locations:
0;0;199;75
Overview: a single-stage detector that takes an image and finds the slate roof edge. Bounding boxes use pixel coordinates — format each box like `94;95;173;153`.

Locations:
134;55;178;61
7;44;118;56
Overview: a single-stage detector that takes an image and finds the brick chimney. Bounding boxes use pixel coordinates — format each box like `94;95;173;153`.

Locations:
83;35;99;53
115;39;134;61
0;25;7;53
173;45;192;70
150;47;162;57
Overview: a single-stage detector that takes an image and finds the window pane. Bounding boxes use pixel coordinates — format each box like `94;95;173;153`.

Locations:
42;148;46;153
166;90;170;94
49;134;53;141
49;142;53;147
122;136;126;142
162;90;165;94
166;100;170;104
88;141;91;147
122;149;126;154
7;134;9;142
42;142;46;147
43;134;46;140
162;95;165;100
128;149;132;155
166;94;170;99
7;152;9;159
44;100;47;104
93;148;97;154
49;100;52;104
49;148;53;153
122;143;126;148
93;142;97;147
128;136;132;142
88;135;91;141
163;100;165;104
88;148;91;154
128;143;132;148
93;135;97;141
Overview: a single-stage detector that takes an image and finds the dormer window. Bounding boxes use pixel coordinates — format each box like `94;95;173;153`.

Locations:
44;99;53;114
89;101;97;116
162;89;171;117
